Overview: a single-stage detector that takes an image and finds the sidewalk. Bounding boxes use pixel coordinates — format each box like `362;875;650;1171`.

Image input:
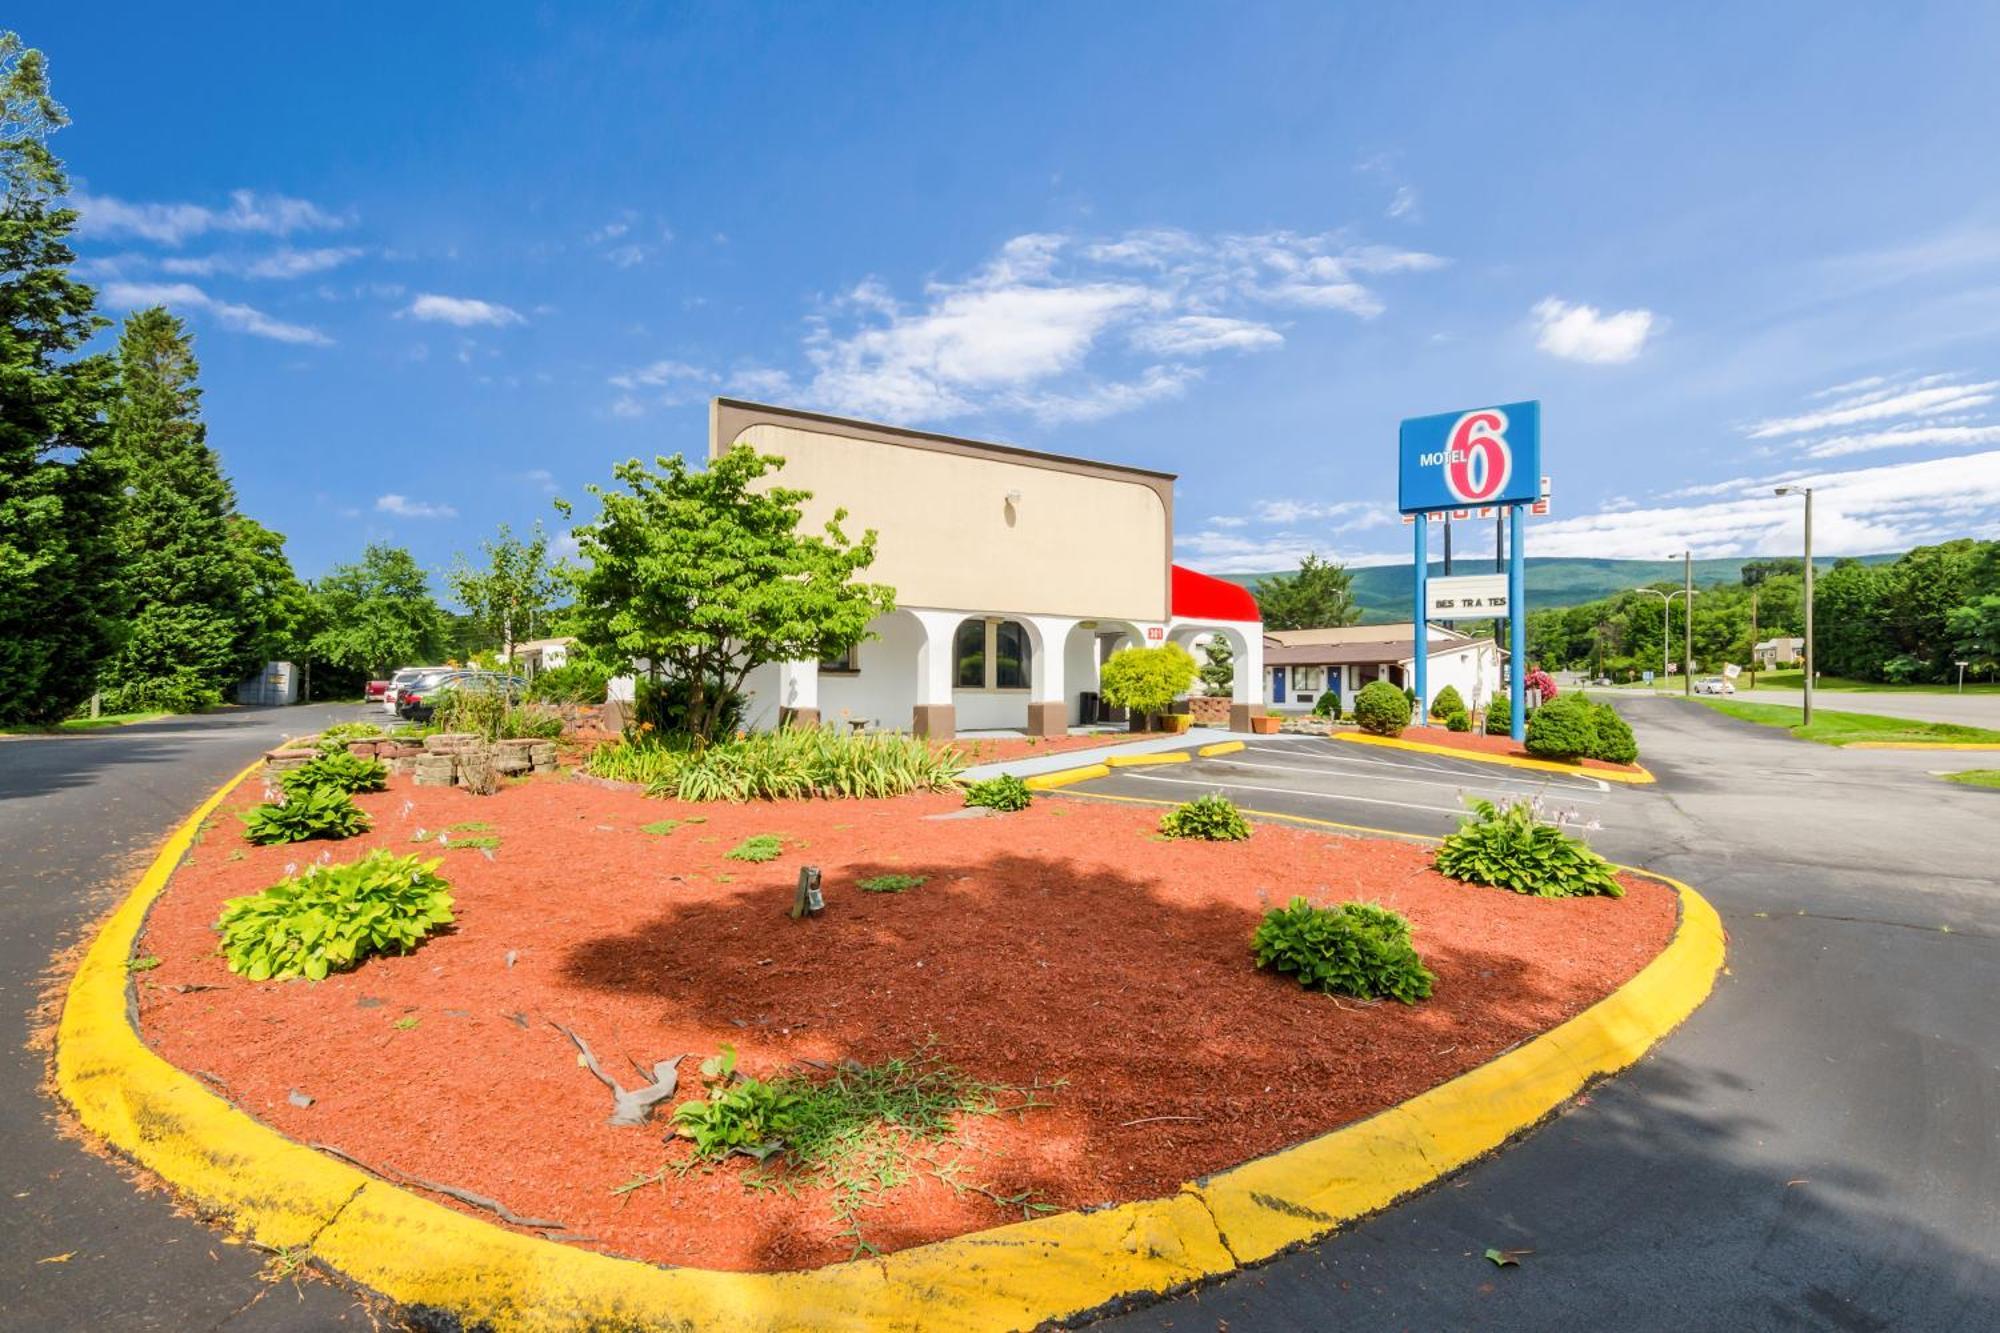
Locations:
959;729;1225;781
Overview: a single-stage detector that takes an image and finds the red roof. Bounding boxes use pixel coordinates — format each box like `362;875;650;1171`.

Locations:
1171;563;1262;624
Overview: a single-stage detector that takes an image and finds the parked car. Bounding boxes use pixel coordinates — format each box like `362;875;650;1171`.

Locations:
1694;676;1735;695
364;679;392;704
398;670;528;724
392;668;463;721
383;666;444;714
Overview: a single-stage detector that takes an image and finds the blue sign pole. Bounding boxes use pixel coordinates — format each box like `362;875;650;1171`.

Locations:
1413;517;1429;717
1508;504;1527;741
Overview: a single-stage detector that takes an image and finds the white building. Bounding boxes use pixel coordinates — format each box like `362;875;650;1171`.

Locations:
1263;623;1504;717
718;399;1267;739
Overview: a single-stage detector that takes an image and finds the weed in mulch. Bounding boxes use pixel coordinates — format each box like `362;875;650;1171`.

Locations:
619;1046;1063;1258
639;819;680;836
857;874;928;894
724;834;784;863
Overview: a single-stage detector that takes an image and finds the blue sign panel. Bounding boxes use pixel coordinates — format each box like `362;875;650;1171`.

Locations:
1398;400;1541;514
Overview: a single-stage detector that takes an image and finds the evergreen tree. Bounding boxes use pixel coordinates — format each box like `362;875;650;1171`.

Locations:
228;516;314;670
1255;553;1362;630
1198;635;1235;696
0;34;123;724
99;307;245;711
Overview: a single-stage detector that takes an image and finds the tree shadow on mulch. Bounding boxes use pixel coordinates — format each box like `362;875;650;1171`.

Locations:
556;846;1602;1266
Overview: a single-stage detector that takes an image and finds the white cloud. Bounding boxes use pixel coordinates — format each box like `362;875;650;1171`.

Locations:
728;367;796;400
158;246;363;280
1527;450;2000;560
517;468;558;494
1130;315;1283;356
1532;297;1658;364
1803;423;2000;459
1387;185;1419;219
1206;515;1249;529
73;189;347;245
374;494;457;519
1251;498;1377;525
608;359;712;390
1747;374;1996;438
101;280;331;345
405;293;525;327
1174;527;1402;575
609;396;645;419
791;226;1445;424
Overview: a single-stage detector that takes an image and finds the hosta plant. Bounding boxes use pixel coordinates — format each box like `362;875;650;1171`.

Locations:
280;749;389;797
962;774;1032;812
1433;797;1624;898
1251;897;1435;1003
216;851;454;981
1159;793;1251;841
671;1046;801;1161
240;784;371;846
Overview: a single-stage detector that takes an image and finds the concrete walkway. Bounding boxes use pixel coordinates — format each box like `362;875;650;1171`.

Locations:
958;729;1224;780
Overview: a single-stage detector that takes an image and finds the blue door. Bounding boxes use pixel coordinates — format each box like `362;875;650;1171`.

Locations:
1271;667;1287;703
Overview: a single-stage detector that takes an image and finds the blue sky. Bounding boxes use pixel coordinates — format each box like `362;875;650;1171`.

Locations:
20;3;2000;581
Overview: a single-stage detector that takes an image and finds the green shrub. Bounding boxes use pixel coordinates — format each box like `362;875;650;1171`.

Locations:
1312;690;1341;719
215;851;453;981
95;670;222;717
1446;709;1471;732
1433;798;1624;898
858;873;927;894
1523;694;1600;760
317;721;384;748
634;675;746;738
1251;897;1435;1003
1159;793;1251;841
240;784;371;846
431;687;563;741
279;749;388;797
963;774;1032;812
1484;695;1512;736
590;729;964;802
724;834;784;862
1352;680;1413;736
1430;685;1465;720
671;1046;799;1161
1591;701;1639;764
526;661;611;705
1098;643;1199;720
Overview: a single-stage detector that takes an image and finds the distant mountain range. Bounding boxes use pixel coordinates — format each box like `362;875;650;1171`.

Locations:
1219;554;1900;623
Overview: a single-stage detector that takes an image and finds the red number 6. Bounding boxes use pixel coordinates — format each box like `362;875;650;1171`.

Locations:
1446;409;1511;503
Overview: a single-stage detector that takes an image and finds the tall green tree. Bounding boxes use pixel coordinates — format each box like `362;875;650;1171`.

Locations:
228;516;314;668
562;447;894;741
1254;553;1361;630
0;33;123;724
98;307;245;710
448;521;560;664
308;544;447;678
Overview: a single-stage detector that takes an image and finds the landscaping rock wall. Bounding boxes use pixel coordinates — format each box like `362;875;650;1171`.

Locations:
262;733;558;790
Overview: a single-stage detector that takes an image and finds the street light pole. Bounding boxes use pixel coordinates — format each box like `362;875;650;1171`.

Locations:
1633;587;1684;688
1776;486;1815;725
1682;549;1694;697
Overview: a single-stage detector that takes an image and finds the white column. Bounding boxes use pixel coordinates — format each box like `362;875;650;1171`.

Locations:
1023;615;1075;736
776;660;819;726
907;609;964;738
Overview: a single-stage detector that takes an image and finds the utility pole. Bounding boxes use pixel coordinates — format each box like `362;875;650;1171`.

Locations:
1748;587;1759;689
1682;549;1694;696
1776;486;1815;725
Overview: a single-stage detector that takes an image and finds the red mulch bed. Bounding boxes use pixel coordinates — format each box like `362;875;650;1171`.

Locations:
942;729;1181;765
135;772;1676;1272
1394;724;1647;774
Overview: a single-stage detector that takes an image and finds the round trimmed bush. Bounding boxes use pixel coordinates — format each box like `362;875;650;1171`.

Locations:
1591;701;1639;764
1251;898;1435;1003
1484;695;1512;735
1312;690;1341;720
1429;685;1465;721
1523;694;1601;760
1446;709;1471;732
1352;680;1413;736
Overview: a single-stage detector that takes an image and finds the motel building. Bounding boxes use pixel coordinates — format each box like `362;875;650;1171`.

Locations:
1261;623;1505;717
712;399;1268;740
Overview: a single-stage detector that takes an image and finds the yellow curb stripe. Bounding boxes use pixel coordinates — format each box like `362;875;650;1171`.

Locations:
1196;740;1245;758
1843;740;2000;750
1331;731;1658;784
1104;750;1192;768
58;764;1722;1332
1023;762;1112;791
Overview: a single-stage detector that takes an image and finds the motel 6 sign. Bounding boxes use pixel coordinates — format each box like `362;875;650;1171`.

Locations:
1398;400;1542;514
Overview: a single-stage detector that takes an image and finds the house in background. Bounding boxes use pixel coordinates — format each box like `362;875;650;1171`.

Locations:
714;399;1267;739
1263;623;1503;717
1752;636;1805;670
511;637;574;676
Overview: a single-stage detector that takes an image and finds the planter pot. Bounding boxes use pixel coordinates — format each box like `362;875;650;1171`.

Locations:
1249;715;1282;735
1160;714;1192;734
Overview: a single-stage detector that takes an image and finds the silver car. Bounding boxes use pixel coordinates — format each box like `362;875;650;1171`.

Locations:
1694;676;1735;695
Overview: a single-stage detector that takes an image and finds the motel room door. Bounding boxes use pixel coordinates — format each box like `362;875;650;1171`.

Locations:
1271;667;1286;703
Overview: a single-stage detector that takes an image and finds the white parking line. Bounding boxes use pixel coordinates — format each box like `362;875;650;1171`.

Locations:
1236;738;1612;793
1117;767;1476;820
1199;755;1610;806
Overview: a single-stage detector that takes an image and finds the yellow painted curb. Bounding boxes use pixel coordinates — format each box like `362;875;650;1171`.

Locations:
58;765;1723;1332
1331;731;1658;784
1843;740;2000;750
1022;762;1112;791
1104;750;1192;768
1196;740;1245;758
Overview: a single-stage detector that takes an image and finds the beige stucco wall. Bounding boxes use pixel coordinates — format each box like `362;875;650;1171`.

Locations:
722;420;1170;621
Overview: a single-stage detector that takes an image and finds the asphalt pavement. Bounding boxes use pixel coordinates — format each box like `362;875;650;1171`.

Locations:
1;703;384;1331
1080;699;1999;1330
1602;683;2000;730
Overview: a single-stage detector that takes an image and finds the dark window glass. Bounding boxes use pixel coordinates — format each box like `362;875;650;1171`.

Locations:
954;620;986;689
820;643;859;673
994;621;1031;690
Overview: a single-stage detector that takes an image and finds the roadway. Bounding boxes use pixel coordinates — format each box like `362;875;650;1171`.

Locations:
1082;697;1999;1330
1601;683;2000;731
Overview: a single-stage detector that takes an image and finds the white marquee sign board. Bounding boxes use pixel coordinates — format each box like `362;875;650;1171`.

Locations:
1425;572;1510;621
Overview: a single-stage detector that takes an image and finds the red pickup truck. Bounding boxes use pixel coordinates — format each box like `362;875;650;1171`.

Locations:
364;680;392;703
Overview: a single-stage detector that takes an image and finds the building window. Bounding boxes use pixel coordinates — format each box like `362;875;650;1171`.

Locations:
820;643;860;674
953;618;1033;691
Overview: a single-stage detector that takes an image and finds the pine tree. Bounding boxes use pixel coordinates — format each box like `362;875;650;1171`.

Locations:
99;307;246;710
1199;635;1235;695
0;34;123;724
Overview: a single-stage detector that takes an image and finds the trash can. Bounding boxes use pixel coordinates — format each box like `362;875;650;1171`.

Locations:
1078;691;1099;726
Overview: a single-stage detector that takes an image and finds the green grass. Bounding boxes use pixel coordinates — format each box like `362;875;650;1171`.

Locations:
857;873;928;894
1738;670;2000;695
1691;697;2000;746
724;834;784;863
1;710;169;735
1944;770;2000;789
639;819;681;836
